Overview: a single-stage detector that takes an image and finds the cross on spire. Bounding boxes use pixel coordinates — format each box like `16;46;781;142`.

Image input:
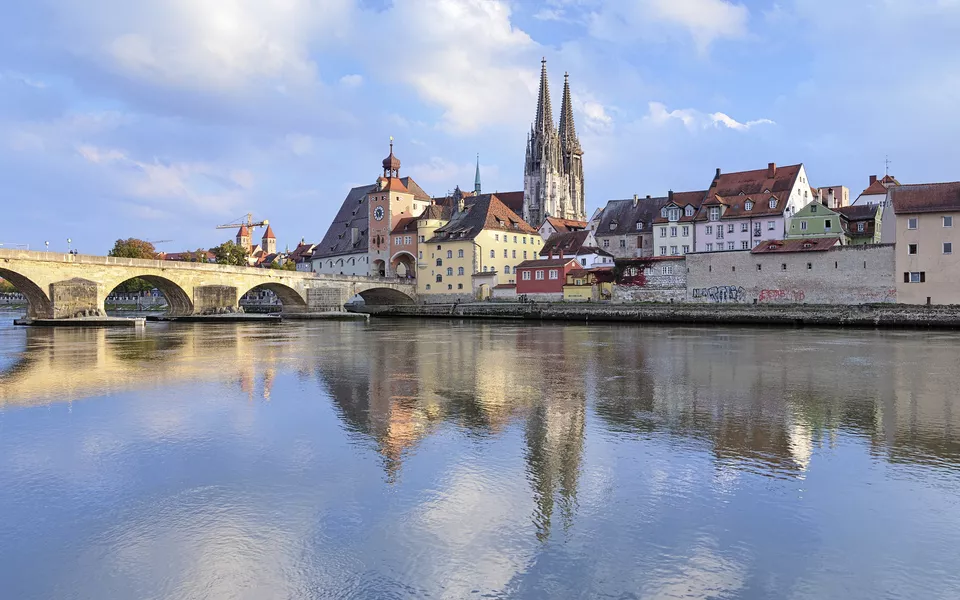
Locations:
534;57;555;134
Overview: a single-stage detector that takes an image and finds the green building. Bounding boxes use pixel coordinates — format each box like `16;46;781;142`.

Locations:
837;205;883;245
787;202;883;245
786;202;844;240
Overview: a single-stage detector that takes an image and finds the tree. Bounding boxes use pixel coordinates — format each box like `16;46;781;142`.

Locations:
107;238;158;293
108;238;157;259
0;278;16;294
269;260;297;271
212;241;249;266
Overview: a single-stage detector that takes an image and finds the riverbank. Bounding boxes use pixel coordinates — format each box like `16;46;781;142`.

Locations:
364;302;960;328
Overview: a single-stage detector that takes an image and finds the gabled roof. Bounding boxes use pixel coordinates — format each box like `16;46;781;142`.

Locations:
710;163;802;196
315;176;429;259
836;204;880;221
418;204;452;221
515;258;581;269
427;194;536;243
542;216;587;234
889;182;960;215
596;196;665;234
696;190;791;220
379;176;408;193
540;230;591;256
390;216;418;234
287;242;316;263
651;191;708;224
858;180;888;197
751;237;841;253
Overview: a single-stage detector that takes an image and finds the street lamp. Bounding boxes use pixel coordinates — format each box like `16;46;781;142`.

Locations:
67;238;72;254
45;241;49;251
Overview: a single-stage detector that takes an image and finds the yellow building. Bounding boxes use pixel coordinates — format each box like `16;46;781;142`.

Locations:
417;189;542;301
891;182;960;304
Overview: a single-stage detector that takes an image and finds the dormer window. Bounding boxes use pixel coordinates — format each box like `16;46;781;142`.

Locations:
767;244;778;250
768;198;777;209
635;221;642;230
709;207;720;221
744;201;753;211
803;243;813;249
668;208;680;221
685;205;694;217
660;207;668;218
609;222;616;231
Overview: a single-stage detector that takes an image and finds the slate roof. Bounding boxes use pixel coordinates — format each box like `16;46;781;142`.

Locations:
315;177;429;259
836;204;880;221
540;230;591;255
596;196;666;235
434;190;524;215
751;237;841;253
889;182;960;214
418;204;452;221
287;242;317;263
427;194;536;243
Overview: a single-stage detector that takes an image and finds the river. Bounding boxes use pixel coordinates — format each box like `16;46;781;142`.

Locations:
1;310;959;599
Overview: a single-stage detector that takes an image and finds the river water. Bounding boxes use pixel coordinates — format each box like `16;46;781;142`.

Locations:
1;310;959;599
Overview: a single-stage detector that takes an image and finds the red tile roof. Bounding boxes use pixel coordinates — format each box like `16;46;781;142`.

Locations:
427;194;536;242
261;224;275;239
751;237;841;253
390;216;418;234
696;190;792;220
540;230;591;256
858;180;888;197
711;163;802;196
889;182;960;214
492;191;524;215
543;216;587;233
651;190;707;224
515;258;581;269
379;177;408;193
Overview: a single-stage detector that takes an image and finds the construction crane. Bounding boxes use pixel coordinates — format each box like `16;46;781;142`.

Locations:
216;213;269;232
147;239;173;245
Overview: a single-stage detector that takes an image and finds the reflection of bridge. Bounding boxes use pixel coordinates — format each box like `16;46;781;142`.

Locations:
0;249;416;318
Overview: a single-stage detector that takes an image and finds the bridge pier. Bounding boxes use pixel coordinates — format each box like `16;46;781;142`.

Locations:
51;278;103;318
193;285;239;314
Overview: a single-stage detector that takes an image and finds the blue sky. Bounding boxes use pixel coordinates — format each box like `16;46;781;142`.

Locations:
1;0;958;254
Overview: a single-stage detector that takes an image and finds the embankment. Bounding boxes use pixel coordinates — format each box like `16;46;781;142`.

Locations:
364;302;960;328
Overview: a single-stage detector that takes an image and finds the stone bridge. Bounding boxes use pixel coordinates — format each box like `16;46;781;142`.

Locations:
0;249;416;319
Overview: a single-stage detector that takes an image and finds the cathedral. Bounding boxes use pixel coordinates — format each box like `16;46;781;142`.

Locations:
523;59;586;226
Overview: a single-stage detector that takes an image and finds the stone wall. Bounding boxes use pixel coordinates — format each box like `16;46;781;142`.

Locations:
685;244;896;304
613;259;687;303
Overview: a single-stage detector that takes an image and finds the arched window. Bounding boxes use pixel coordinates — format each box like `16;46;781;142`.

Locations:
490;250;495;258
436;259;442;266
446;250;452;258
436;275;442;283
504;266;510;274
458;267;465;275
446;267;453;276
426;284;431;290
458;249;464;258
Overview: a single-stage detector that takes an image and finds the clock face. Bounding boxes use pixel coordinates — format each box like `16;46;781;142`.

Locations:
373;206;385;221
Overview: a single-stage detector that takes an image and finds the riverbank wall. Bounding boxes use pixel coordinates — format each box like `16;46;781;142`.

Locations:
365;302;960;328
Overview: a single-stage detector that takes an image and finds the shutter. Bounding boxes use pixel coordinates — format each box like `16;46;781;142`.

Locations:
920;272;926;283
904;272;909;283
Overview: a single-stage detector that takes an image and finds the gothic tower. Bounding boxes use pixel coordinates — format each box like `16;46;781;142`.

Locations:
523;59;586;225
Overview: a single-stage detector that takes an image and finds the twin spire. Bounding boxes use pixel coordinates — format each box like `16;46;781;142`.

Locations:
533;58;579;148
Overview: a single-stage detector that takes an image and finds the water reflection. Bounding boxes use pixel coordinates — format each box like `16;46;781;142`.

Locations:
2;314;960;598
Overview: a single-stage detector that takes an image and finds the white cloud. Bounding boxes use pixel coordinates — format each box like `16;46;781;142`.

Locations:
338;73;363;88
284;133;314;156
587;0;750;52
406;157;499;189
644;102;774;132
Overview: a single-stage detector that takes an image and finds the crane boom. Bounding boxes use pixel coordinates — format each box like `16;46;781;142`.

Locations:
216;213;269;230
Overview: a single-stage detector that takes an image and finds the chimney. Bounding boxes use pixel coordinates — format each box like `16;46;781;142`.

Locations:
646;195;651;199
350;227;359;245
869;175;877;185
668;190;674;203
767;162;776;178
633;194;639;207
827;187;835;208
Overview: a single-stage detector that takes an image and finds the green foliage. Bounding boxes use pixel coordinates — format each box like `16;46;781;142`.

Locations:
212;241;249;266
0;278;17;293
269;260;297;271
108;238;157;260
173;248;210;263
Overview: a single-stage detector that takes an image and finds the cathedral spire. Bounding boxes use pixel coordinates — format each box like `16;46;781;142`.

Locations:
474;154;481;195
534;58;554;134
558;72;580;153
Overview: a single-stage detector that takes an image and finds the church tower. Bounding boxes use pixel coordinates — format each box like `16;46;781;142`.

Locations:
524;60;586;225
261;224;276;255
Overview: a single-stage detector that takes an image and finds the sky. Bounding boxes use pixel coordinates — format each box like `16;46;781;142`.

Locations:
1;0;959;255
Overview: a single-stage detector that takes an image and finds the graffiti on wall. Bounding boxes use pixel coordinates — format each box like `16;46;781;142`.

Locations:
692;286;746;303
758;289;806;303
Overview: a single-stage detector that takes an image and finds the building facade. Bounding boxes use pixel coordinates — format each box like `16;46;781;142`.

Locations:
890;182;960;305
515;257;582;300
652;191;706;257
785;202;844;240
523;60;586;225
594;195;666;258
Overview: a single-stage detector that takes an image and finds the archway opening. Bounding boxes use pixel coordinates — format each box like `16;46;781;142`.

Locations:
357;287;415;307
372;259;386;278
0;268;53;319
105;275;193;317
240;283;308;314
390;252;417;280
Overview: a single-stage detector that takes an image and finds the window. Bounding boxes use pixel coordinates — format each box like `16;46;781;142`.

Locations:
740;223;748;232
669;208;680;221
447;250;452;258
523;251;528;259
754;224;762;237
458;284;463;290
490;250;495;258
768;221;776;230
458;267;465;275
458;249;464;258
706;226;713;235
404;236;412;245
811;204;818;213
670;246;678;255
727;242;735;250
483;266;488;272
511;250;515;258
609;222;616;231
682;226;690;236
706;243;713;251
905;271;925;283
448;284;452;290
908;217;918;230
782;263;787;271
670;227;678;237
436;275;442;283
426;284;431;290
944;242;953;255
419;236;425;243
504;266;510;274
685;205;695;217
661;265;673;275
659;246;667;255
620;239;626;248
636;221;643;230
727;224;734;233
709;207;720;221
535;270;545;280
660;227;668;237
716;227;724;239
523;237;527;244
944;216;954;228
418;251;423;259
522;271;531;280
446;267;453;276
741;241;750;250
857;222;865;233
908;243;918;255
603;239;610;248
745;201;754;211
757;264;762;271
825;219;832;230
495;234;499;241
660;207;668;218
768;198;777;209
436;259;443;266
504;249;508;258
800;221;808;231
807;262;813;270
682;245;690;253
549;269;559;279
513;236;518;243
394;236;402;245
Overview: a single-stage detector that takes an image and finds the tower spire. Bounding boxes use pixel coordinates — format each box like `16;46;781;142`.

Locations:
534;57;555;134
474;154;481;195
558;72;580;153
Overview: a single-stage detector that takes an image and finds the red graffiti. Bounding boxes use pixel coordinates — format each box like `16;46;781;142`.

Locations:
758;289;805;303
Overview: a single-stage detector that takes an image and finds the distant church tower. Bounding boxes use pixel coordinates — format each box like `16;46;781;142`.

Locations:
524;59;585;225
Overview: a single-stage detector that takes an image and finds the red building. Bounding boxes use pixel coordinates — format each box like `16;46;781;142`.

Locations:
515;258;582;299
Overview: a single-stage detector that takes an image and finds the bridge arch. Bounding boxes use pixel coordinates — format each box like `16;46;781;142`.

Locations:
0;267;53;318
390;251;417;279
105;275;194;316
356;287;416;306
239;282;308;314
